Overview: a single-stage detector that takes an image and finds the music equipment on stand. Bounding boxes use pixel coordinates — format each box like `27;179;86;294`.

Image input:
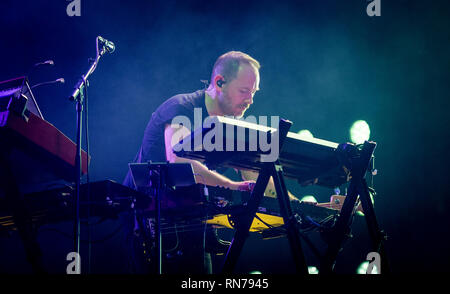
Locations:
126;160;342;274
0;76;90;272
0;180;144;232
128;162;197;274
0;77;88;272
173;115;389;274
205;189;342;237
174;116;310;273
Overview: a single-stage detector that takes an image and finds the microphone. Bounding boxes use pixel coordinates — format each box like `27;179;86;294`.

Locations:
31;77;65;89
19;59;56;96
69;36;114;101
25;60;55;79
34;60;54;67
97;36;115;53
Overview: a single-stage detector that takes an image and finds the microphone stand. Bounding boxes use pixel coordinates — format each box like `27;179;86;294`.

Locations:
69;39;108;268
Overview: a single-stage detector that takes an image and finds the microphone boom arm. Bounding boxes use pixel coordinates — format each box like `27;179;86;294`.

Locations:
31;78;64;90
69;36;111;101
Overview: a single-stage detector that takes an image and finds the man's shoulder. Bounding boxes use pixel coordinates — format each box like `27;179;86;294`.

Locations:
163;89;205;109
152;89;205;123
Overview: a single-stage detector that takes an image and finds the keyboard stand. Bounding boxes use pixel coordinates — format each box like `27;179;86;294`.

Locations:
0;147;45;273
221;119;309;274
320;141;389;274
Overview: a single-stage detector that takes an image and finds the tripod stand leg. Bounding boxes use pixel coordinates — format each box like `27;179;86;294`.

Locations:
221;166;272;274
358;179;389;274
320;178;359;274
221;118;296;274
320;171;389;274
271;163;309;274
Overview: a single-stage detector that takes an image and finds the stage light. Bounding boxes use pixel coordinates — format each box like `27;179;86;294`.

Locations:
297;129;314;139
300;195;317;203
356;261;378;274
349;120;370;144
308;266;319;274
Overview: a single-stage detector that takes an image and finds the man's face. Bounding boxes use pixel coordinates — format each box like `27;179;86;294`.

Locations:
217;64;260;117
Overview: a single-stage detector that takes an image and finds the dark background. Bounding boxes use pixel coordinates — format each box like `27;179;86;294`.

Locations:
0;0;449;274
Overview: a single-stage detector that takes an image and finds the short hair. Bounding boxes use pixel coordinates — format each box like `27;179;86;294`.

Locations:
210;51;260;84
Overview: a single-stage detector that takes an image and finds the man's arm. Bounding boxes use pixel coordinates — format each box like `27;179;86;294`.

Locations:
165;124;254;191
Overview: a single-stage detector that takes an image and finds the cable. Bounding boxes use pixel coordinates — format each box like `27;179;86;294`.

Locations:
305;216;322;228
163;223;179;253
43;182;74;191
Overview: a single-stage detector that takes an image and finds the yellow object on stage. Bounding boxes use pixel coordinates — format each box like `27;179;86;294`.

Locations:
206;213;285;232
205;196;353;232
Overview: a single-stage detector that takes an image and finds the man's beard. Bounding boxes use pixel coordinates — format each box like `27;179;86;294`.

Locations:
217;92;237;117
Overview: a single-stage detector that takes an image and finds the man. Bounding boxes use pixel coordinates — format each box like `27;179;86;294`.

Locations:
124;51;258;191
124;51;297;273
